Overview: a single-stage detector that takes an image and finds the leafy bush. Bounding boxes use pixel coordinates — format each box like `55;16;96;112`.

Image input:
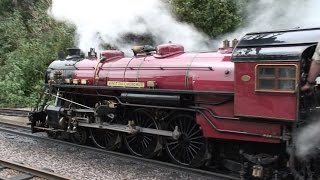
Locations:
0;0;74;107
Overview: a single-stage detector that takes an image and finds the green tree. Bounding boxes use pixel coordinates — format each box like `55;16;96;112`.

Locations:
0;0;75;107
169;0;246;37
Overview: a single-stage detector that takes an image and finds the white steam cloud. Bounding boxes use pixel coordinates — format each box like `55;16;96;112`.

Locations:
49;0;210;54
50;0;320;53
295;118;320;158
218;0;320;47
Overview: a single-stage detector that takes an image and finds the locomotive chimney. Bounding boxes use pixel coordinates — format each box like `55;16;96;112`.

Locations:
65;48;81;60
232;39;239;48
67;48;81;56
88;48;97;58
223;39;230;48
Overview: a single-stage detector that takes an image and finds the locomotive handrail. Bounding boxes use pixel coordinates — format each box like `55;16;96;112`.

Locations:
48;68;76;70
48;67;96;70
48;66;215;71
75;67;96;70
235;42;316;48
99;66;214;71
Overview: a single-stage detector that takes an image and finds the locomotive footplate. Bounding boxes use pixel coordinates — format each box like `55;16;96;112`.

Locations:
77;122;181;140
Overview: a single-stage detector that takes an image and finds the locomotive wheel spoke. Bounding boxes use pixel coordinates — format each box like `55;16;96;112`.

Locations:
165;114;206;167
90;128;120;150
188;128;202;137
124;108;161;158
187;124;197;136
71;128;88;145
167;141;179;146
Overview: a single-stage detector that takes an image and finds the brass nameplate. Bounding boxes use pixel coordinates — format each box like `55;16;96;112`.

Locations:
107;81;145;88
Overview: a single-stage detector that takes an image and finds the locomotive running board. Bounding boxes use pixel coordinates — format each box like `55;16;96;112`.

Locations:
77;122;180;139
49;84;234;96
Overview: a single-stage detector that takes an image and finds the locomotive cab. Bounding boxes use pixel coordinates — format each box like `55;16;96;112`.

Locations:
232;28;320;121
229;28;320;179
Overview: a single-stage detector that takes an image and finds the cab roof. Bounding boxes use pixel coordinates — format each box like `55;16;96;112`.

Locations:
232;27;320;62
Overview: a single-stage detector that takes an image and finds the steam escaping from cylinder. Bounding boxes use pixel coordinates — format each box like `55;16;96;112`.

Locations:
49;0;210;55
295;116;320;158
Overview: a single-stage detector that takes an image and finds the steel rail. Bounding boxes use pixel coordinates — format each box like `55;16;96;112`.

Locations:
0;158;70;180
0;122;240;180
0;108;29;117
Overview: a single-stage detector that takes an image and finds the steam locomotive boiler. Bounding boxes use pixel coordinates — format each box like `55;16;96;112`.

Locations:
29;27;320;179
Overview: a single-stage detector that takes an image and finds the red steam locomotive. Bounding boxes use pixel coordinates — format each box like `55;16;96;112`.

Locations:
29;27;320;179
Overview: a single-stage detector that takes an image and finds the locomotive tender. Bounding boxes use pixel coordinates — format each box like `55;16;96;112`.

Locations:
29;27;320;179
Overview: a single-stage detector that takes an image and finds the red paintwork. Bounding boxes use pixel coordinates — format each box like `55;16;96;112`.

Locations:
154;43;184;57
234;62;297;121
71;44;294;143
196;95;281;143
101;50;124;60
75;51;234;92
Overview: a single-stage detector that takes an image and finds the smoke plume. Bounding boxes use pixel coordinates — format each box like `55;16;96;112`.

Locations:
49;0;210;55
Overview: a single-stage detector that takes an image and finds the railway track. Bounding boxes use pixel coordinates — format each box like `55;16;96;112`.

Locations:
0;108;29;117
0;158;70;180
0;122;240;180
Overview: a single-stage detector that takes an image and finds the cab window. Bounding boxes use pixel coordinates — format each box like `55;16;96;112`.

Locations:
256;65;297;92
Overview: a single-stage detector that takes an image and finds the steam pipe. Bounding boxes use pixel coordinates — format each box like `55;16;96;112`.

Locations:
190;105;239;120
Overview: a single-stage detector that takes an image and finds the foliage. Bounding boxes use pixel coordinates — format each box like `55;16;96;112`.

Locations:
169;0;247;37
0;0;74;107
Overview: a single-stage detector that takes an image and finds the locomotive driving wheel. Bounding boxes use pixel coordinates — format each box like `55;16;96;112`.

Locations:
165;114;206;167
90;128;121;150
71;127;88;145
46;130;58;139
124;108;161;158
